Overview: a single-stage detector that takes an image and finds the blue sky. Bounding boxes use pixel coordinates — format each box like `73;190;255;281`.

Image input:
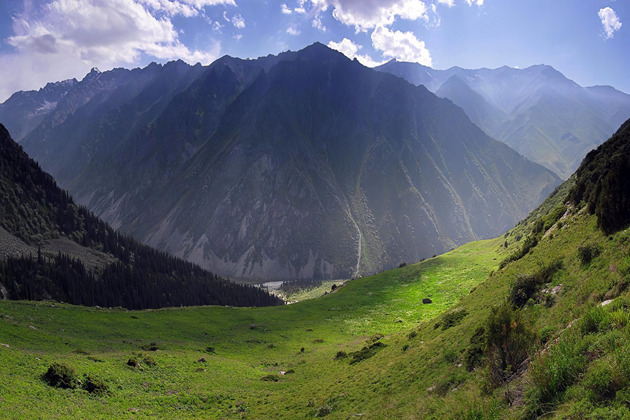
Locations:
0;0;628;101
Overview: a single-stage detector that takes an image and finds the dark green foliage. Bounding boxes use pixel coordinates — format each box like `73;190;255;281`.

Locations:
435;372;467;396
539;326;555;344
205;346;216;354
349;341;386;365
126;358;139;368
260;374;279;382
509;260;563;307
141;343;159;351
0;124;283;309
142;355;157;367
82;374;108;395
577;243;601;265
315;404;332;417
484;303;533;388
435;308;468;331
334;351;347;360
443;349;458;364
464;327;485;372
579;306;612;335
42;363;78;389
570;118;630;234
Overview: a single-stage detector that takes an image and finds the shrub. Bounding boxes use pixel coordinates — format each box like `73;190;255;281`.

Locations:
464;326;486;372
142;354;157;367
577;244;601;265
205;346;216;353
485;303;533;388
435;372;467;396
334;351;347;360
408;330;418;340
315;404;332;417
260;374;279;382
349;342;386;365
438;308;468;330
42;363;78;389
141;342;159;351
443;349;458;364
82;374;108;395
539;326;555;344
509;260;563;308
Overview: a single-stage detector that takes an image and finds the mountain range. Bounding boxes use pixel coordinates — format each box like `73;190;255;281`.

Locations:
0;43;560;281
376;60;630;179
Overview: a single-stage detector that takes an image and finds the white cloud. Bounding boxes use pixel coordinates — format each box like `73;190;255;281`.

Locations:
295;0;307;13
327;38;384;67
281;4;292;14
1;0;222;101
312;15;326;31
231;13;245;28
465;0;483;5
139;0;236;17
371;25;431;66
286;27;301;35
308;0;428;32
437;0;454;7
599;7;622;39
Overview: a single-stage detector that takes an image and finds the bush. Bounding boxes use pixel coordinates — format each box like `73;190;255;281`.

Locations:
443;349;458;364
438;308;468;330
141;342;159;351
349;342;386;365
82;374;108;395
334;351;347;360
577;244;601;265
42;363;78;389
539;326;555;344
315;404;332;417
485;303;533;388
464;326;486;372
509;260;563;308
142;354;157;367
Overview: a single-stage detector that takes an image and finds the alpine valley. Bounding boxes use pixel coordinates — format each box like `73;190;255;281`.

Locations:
0;43;562;282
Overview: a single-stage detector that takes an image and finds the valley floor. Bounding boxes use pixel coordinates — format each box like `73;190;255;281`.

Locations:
0;238;502;419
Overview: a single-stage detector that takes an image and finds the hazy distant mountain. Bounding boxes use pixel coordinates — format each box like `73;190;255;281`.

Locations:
377;60;630;179
2;43;560;281
0;123;281;308
0;79;78;141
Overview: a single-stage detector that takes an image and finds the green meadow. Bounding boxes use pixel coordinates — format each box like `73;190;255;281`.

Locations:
3;203;630;418
0;237;502;419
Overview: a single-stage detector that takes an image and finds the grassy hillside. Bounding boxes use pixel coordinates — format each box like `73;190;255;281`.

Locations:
0;237;503;418
2;193;630;418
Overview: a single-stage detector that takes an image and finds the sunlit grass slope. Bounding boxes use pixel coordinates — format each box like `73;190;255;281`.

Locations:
0;237;502;419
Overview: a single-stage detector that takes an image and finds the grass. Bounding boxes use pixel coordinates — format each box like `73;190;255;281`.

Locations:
4;192;630;418
0;237;502;418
